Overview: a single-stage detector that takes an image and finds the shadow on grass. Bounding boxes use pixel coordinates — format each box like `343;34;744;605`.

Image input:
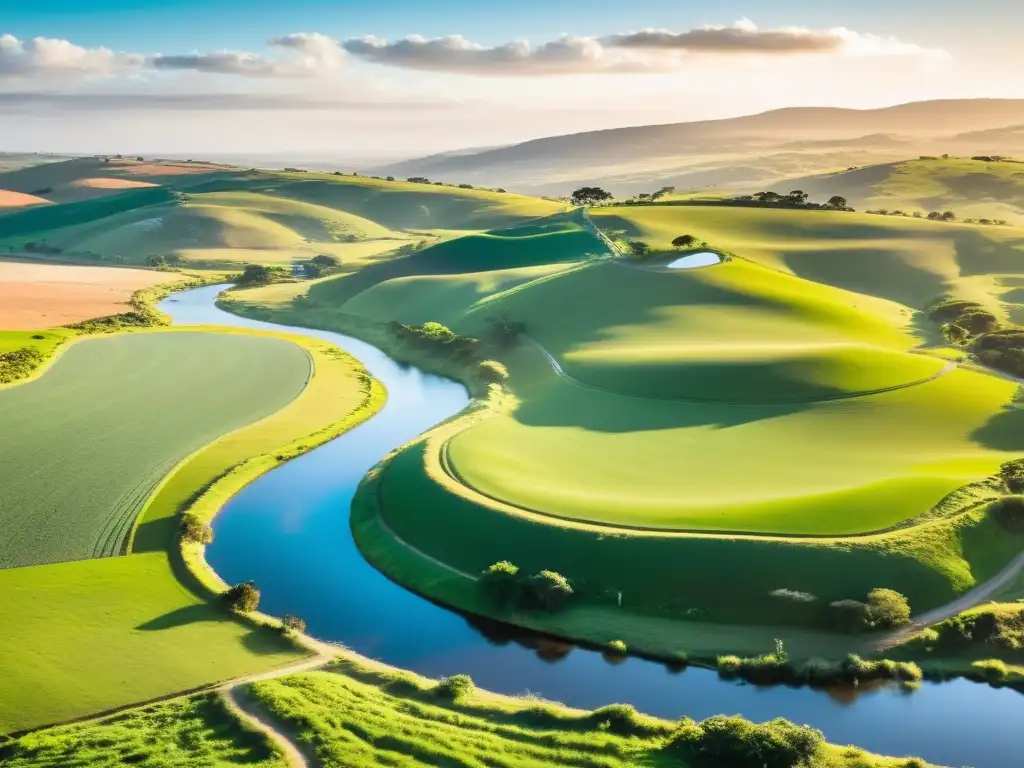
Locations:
136;604;295;656
135;603;223;631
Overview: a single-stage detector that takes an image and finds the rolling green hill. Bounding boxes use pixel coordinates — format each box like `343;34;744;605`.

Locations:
780;157;1024;225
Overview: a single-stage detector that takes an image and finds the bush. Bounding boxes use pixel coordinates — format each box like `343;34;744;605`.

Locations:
993;496;1024;533
667;715;824;768
626;240;651;257
237;264;287;285
671;234;698;248
956;309;999;335
971;659;1008;682
524;570;573;611
606;639;628;655
0;347;45;384
477;360;508;383
867;588;912;628
829;599;872;632
584;704;666;736
480;561;521;606
179;513;213;545
223;582;260;613
282;614;306;633
433;674;473;700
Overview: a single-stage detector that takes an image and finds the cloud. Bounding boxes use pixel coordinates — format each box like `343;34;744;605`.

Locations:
152;32;345;78
340;34;631;76
0;91;449;111
605;19;946;59
340;21;946;76
0;34;144;78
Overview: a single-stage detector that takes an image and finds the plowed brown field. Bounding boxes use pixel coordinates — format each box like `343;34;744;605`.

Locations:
0;261;180;329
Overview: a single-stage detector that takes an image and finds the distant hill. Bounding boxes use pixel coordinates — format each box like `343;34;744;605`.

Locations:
778;156;1024;225
372;99;1024;197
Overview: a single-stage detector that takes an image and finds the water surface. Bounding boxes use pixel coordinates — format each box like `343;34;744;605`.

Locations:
666;252;722;269
161;285;1023;768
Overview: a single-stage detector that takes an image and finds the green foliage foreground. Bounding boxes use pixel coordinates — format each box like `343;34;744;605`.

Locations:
0;664;936;768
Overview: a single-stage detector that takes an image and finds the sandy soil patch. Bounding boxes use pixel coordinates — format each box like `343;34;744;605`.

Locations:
68;177;160;190
107;159;233;176
0;261;180;329
0;189;53;210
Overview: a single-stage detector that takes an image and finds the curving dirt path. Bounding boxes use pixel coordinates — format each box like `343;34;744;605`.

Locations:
218;652;330;768
878;549;1024;650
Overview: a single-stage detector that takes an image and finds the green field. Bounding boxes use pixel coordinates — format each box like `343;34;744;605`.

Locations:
0;319;384;733
786;157;1024;225
0;331;310;569
0;660;938;768
0;161;565;268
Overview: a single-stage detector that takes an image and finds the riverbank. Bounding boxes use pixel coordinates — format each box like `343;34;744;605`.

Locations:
220;286;1024;696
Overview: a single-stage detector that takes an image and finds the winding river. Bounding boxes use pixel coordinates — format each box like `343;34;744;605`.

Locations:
160;285;1023;768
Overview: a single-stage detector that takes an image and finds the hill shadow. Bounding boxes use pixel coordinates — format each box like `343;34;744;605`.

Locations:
953;230;1024;277
970;406;1024;451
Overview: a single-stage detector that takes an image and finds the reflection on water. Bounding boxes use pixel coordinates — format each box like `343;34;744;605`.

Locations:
160;285;1024;768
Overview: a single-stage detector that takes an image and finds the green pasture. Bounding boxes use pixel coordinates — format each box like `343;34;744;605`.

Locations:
789;156;1024;225
590;204;1024;314
0;331;309;569
0;553;303;733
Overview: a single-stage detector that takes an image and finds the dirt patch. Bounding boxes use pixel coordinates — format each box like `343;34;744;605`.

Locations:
69;177;160;190
107;159;233;176
0;261;180;329
0;189;53;210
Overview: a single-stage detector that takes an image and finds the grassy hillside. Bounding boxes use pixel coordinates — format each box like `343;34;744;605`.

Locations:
0;165;562;268
1;664;935;768
0;331;309;568
782;157;1024;225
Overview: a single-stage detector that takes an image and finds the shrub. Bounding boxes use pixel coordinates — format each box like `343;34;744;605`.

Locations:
866;588;912;628
626;240;651;257
829;599;872;632
223;582;260;613
971;659;1008;682
480;561;521;606
477;360;508;383
310;254;340;268
716;655;743;677
606;639;628;655
667;715;824;768
671;234;698;248
179;513;213;545
993;496;1024;533
281;614;306;633
956;309;999;335
433;674;473;700
584;703;666;736
237;264;287;285
524;570;574;611
0;347;45;384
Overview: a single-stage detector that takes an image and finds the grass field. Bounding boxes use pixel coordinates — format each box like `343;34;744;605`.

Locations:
1;662;934;768
0;318;384;733
0;554;304;733
785;157;1024;225
0;331;310;569
0;161;564;268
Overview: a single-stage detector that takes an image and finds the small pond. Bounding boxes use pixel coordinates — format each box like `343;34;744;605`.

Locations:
666;252;722;269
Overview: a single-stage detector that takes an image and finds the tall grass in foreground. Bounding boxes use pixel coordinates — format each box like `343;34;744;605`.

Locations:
0;694;284;768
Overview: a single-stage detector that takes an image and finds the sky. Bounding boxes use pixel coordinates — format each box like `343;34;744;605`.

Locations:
2;0;1022;161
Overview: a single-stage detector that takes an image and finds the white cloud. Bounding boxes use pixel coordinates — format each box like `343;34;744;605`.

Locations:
151;32;346;78
0;34;144;78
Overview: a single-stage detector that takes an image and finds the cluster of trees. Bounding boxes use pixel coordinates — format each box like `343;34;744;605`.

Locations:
302;253;341;278
928;296;1024;377
22;241;63;255
388;320;481;360
480;561;574;611
733;190;852;211
828;588;911;633
928;604;1023;651
0;347;45;385
570;186;614;206
237;264;289;286
666;715;825;768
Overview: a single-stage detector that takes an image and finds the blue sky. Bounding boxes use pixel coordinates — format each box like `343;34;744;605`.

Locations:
1;1;1021;156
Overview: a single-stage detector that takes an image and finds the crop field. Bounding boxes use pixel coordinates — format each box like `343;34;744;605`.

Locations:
0;331;310;569
0;261;180;329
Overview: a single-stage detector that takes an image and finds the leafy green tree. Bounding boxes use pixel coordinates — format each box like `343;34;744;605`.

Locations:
180;513;213;545
826;195;849;209
570;186;613;206
223;582;260;613
866;588;912;628
671;234;698;248
526;570;574;611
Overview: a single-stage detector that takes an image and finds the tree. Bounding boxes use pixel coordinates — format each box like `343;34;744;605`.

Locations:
526;570;573;611
671;234;698;249
570;186;613;206
825;196;848;210
180;513;213;545
480;561;521;606
753;191;783;204
941;210;957;222
223;582;260;613
651;186;675;200
311;254;340;268
237;264;286;285
407;176;430;184
941;322;970;345
786;190;809;205
626;240;650;257
866;588;911;628
282;614;306;633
